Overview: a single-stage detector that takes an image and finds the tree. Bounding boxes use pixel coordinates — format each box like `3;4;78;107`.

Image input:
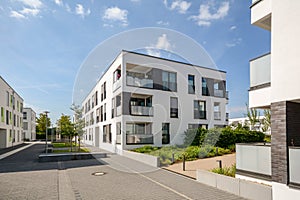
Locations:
36;113;51;139
246;103;260;130
57;114;74;150
70;104;85;151
262;109;271;133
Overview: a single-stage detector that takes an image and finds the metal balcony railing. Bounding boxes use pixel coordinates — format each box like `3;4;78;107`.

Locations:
130;106;153;116
126;134;153;144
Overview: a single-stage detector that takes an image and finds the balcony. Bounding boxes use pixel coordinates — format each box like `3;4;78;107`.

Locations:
126;75;153;88
214;89;224;98
130;106;153;116
236;143;271;179
126;134;153;145
251;0;271;30
214;111;221;120
289;147;300;186
249;53;271;108
113;78;121;92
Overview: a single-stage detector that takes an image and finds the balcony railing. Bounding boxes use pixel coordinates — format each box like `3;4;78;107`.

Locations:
214;111;221;120
126;134;153;144
289;147;300;186
113;78;121;91
236;143;271;178
116;106;122;116
214;89;224;98
116;134;121;144
130;106;153;116
126;75;153;88
250;53;271;90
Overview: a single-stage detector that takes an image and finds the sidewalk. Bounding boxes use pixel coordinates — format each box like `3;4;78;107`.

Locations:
163;153;236;179
0;142;39;160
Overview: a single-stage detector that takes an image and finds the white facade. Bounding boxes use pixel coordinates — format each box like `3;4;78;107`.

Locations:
82;51;228;152
23;107;36;141
0;76;24;148
229;116;270;134
245;1;300;198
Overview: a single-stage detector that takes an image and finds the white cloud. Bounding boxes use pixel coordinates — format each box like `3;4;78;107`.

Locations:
10;10;26;19
20;7;40;16
18;0;42;8
75;4;91;18
54;0;63;7
230;25;236;31
189;1;230;26
170;0;191;14
226;37;242;47
103;7;128;26
156;20;169;26
65;3;71;12
164;0;191;14
146;34;173;57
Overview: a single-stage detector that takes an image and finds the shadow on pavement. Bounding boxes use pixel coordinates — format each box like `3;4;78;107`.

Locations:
0;144;105;173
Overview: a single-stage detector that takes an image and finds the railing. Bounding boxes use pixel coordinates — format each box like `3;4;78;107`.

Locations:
113;78;121;91
236;143;271;177
126;75;153;88
214;111;221;120
116;134;121;144
214;89;224;98
250;53;271;89
126;134;153;144
130;106;153;116
289;147;300;185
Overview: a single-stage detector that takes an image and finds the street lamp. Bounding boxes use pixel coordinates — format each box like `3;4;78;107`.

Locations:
44;111;49;153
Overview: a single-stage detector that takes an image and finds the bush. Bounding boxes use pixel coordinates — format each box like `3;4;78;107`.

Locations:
131;145;159;153
211;164;236;177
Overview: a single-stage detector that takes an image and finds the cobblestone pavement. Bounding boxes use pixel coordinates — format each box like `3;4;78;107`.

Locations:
0;144;247;200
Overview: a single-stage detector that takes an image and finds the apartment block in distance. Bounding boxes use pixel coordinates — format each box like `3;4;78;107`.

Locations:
236;1;300;199
82;50;228;153
0;76;24;148
23;107;36;141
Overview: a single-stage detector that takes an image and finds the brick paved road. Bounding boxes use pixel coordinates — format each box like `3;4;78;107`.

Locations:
0;144;246;200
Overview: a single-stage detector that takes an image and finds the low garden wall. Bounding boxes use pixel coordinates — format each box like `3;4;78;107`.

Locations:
196;170;272;200
121;150;160;167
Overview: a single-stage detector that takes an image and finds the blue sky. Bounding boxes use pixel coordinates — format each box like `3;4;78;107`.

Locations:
0;0;270;124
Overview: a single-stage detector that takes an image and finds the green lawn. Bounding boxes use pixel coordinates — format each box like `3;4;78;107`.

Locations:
52;142;79;148
52;148;90;153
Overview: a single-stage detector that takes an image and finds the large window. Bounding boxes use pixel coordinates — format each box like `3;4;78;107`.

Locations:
6;91;9;106
23;122;28;130
100;106;103;122
194;100;206;119
101;82;106;101
202;78;209;96
104;103;106;121
113;67;121;83
1;107;4;123
103;124;111;143
96;108;100;123
116;122;121;144
126;123;153;144
162;123;170;144
170;97;178;118
188;75;195;94
23;112;27;120
95;91;98;106
162;71;177;91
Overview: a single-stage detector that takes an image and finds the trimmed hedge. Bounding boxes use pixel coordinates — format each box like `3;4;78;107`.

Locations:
184;127;265;148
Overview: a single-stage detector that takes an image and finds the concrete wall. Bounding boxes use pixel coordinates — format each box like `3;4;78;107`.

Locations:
121;150;160;167
197;170;272;200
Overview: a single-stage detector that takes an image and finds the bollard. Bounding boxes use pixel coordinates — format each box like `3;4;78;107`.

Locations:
216;160;222;169
172;153;175;164
183;155;186;171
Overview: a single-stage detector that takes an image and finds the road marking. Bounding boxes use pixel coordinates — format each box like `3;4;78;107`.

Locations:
99;155;193;200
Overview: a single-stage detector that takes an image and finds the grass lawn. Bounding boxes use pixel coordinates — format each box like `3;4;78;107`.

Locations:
52;142;79;148
52;148;90;153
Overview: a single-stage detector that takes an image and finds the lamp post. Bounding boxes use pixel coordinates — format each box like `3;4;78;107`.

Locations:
44;111;49;153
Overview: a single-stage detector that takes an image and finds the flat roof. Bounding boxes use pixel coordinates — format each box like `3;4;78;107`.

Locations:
0;76;24;101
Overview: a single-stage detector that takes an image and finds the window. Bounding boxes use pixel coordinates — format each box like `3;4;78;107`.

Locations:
103;82;106;100
96;108;100;123
90;112;94;125
92;94;95;108
101;84;104;101
202;78;209;96
95;91;98;106
23;122;28;130
214;102;221;120
170;97;178;118
194;100;206;119
100;106;103;122
87;99;91;111
116;122;121;144
23;112;27;120
162;71;177;91
1;107;4;123
188;124;207;130
104;103;106;121
126;123;153;144
6;91;9;106
103;124;111;143
113;67;121;83
162;123;170;144
188;75;195;94
111;98;115;119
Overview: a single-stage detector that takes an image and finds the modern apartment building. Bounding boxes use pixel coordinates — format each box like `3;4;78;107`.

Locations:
82;50;228;153
236;1;300;199
0;76;24;148
23;107;36;141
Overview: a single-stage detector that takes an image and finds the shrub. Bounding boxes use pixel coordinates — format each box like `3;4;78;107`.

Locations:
131;145;159;153
211;164;236;177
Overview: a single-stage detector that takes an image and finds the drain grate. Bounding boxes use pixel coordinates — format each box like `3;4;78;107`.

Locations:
92;172;106;176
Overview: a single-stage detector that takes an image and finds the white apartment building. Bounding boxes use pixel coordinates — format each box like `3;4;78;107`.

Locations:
23;107;36;141
82;50;228;153
0;76;24;148
236;1;300;199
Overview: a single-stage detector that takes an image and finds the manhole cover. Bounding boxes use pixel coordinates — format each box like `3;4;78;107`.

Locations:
92;172;106;176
